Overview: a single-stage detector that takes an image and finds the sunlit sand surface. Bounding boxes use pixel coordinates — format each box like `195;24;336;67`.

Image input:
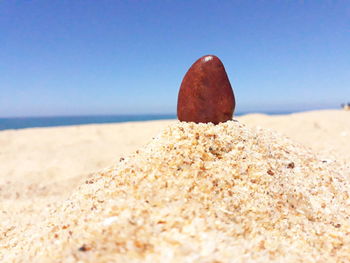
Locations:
1;110;349;262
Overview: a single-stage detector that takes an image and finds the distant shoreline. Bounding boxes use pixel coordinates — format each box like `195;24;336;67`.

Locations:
0;109;338;131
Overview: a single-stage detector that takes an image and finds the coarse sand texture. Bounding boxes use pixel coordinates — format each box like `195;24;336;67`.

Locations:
2;120;350;262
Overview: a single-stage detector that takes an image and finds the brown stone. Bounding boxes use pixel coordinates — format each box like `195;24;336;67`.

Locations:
177;55;235;124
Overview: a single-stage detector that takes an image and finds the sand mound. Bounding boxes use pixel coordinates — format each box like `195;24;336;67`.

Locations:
3;120;350;262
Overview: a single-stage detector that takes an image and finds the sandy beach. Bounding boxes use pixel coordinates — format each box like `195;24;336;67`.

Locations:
1;109;350;262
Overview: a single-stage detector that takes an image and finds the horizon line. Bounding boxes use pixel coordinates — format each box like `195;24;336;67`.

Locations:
0;107;340;119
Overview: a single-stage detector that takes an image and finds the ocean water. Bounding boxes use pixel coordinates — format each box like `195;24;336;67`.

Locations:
0;111;294;131
0;114;176;131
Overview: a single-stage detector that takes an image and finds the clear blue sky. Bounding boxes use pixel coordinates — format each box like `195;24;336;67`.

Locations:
1;1;349;117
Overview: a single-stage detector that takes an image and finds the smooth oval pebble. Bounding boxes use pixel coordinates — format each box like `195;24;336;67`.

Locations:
177;55;235;124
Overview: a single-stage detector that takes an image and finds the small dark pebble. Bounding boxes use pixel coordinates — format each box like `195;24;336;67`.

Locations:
119;157;125;162
287;162;295;169
79;244;91;252
335;223;341;228
267;169;274;175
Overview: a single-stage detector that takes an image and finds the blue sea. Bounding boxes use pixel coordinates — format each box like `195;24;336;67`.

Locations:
0;111;295;131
